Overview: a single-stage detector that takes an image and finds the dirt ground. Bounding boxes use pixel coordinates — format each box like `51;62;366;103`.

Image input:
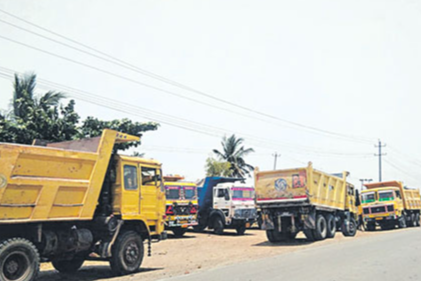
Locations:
37;227;384;281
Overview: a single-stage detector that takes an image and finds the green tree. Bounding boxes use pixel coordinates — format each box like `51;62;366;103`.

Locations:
213;134;255;177
0;72;159;151
77;117;159;151
2;72;79;144
205;157;232;177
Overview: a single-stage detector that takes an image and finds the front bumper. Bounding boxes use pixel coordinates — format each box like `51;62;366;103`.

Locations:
364;214;397;223
166;215;198;228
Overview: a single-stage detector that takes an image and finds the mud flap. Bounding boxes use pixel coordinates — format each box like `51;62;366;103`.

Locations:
261;213;275;230
304;211;316;230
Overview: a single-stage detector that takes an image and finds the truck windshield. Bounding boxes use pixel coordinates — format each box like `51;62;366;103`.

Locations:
232;188;254;200
379;191;394;201
362;192;375;203
183;186;196;200
166;186;181;200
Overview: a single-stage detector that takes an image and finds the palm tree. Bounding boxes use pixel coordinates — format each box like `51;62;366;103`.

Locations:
9;72;73;143
213;134;255;178
13;73;66;122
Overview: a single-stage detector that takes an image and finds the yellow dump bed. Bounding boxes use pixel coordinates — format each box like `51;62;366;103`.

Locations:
0;130;139;223
365;181;421;211
255;163;348;210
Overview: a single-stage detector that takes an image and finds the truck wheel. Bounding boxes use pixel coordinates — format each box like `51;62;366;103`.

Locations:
410;213;416;227
0;238;40;281
172;228;187;238
110;231;144;276
415;213;420;227
52;258;84;274
236;225;246;235
314;214;327;240
303;229;315;241
326;214;336;239
266;230;285;243
398;216;407;228
213;217;224;235
342;218;357;237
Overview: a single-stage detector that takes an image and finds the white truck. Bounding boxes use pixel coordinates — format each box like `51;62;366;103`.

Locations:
196;177;257;235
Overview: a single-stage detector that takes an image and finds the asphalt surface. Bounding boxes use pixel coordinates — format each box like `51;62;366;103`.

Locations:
163;228;421;281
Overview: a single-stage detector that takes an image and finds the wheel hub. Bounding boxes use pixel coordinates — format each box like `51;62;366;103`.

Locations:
125;243;139;264
5;260;19;275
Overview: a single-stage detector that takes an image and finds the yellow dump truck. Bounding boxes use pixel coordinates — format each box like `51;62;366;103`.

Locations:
0;130;166;281
255;163;358;242
163;175;198;237
361;181;421;230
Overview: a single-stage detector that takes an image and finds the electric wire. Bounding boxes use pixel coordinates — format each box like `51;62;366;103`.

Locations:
0;10;375;144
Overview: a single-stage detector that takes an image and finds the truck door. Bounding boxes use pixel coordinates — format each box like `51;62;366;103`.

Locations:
394;190;404;212
121;164;140;215
214;188;230;217
140;165;163;220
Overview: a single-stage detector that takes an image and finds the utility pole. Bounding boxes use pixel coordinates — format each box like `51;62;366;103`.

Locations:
359;178;373;190
272;152;281;170
374;140;387;182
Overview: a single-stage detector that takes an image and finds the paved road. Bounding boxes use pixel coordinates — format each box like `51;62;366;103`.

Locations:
163;228;421;281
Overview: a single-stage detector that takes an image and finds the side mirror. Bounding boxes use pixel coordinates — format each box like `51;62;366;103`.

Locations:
224;194;230;201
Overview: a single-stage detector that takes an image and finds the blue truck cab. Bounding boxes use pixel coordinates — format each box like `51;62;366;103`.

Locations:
196;177;257;235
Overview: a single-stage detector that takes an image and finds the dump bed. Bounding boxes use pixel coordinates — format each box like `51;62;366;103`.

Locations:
0;129;139;223
255;163;348;210
365;181;421;211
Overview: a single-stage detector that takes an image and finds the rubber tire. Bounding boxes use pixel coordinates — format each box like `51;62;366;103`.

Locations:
266;229;285;243
52;258;84;274
303;229;315;241
0;237;40;281
314;214;327;241
398;216;407;228
342;218;357;237
326;214;336;239
366;223;376;231
110;231;144;276
172;228;187;238
236;225;246;235
415;213;420;227
410;213;416;227
213;217;224;235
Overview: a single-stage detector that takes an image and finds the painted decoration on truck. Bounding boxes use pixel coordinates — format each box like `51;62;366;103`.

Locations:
292;171;306;188
274;178;288;192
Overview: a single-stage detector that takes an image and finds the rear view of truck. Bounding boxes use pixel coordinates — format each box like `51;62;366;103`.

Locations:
255;163;357;242
0;130;166;281
362;181;421;230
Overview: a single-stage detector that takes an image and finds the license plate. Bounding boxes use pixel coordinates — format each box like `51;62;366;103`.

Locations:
245;222;251;228
179;220;188;224
375;217;383;220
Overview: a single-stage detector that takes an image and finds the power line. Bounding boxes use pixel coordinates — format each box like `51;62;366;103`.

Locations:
0;67;373;158
0;9;375;144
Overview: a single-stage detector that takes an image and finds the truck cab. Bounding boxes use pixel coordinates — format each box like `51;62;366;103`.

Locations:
361;181;421;230
197;177;257;235
163;175;198;237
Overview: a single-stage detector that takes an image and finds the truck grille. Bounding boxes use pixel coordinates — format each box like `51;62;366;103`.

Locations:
174;205;191;215
363;208;370;214
370;206;386;214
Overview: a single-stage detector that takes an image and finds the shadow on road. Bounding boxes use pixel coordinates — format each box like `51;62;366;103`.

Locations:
253;238;313;247
166;234;197;239
191;229;256;237
38;266;163;281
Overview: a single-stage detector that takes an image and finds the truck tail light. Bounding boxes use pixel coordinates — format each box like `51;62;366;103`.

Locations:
190;205;198;214
166;205;174;215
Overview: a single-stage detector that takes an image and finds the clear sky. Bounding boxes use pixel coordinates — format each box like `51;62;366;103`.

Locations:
0;0;420;189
